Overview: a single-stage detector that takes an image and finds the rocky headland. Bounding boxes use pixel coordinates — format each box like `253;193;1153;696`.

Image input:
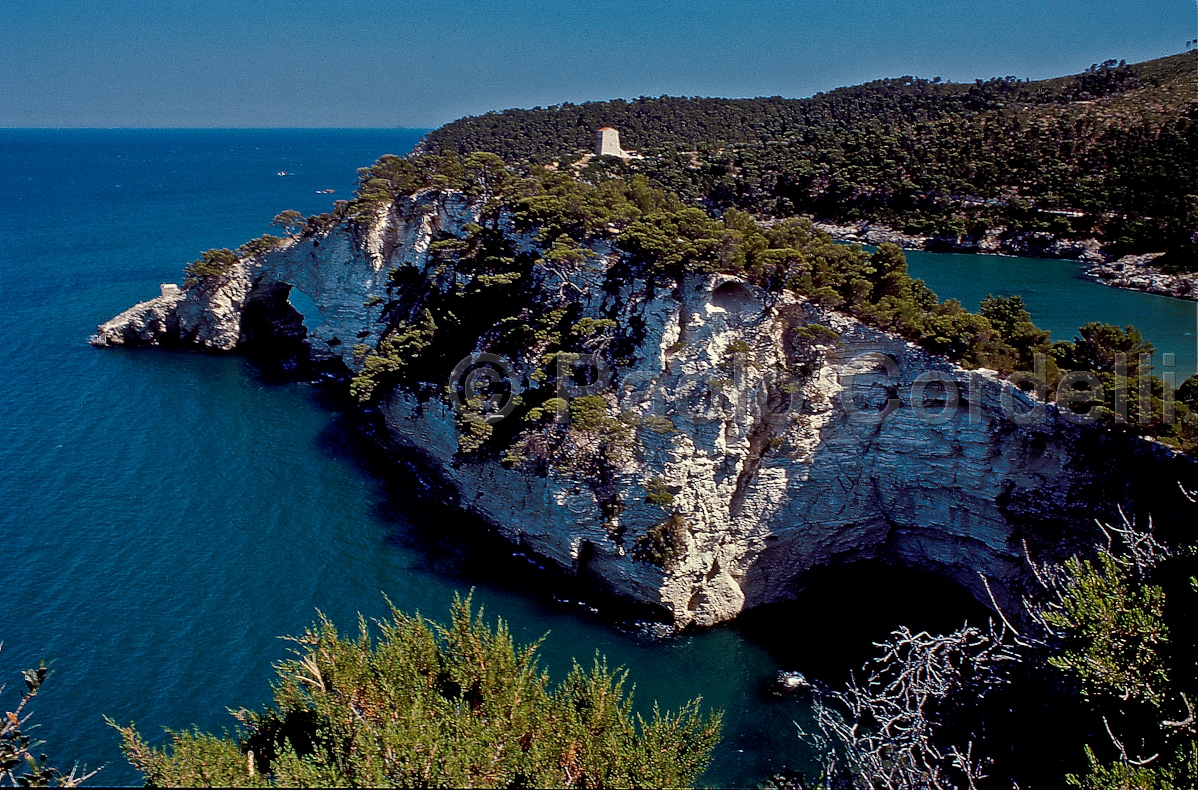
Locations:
1082;252;1198;301
93;188;1196;628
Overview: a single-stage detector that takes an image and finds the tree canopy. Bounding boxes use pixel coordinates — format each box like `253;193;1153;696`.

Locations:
421;53;1198;268
112;595;722;788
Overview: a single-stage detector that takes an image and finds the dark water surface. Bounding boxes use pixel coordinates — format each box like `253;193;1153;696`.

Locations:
1;130;1193;787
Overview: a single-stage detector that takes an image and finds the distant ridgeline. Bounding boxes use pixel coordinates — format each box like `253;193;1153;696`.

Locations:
420;53;1198;267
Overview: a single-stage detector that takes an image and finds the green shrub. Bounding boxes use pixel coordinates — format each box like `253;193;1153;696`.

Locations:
572;317;617;337
569;395;611;432
183;248;239;286
644;477;675;508
1067;743;1198;790
1043;552;1170;706
456;408;494;455
348;310;437;403
632;514;689;569
794;323;840;344
1050;323;1198;449
565;395;634;468
642;415;678;435
725;339;752;357
1039;531;1198;789
980;294;1051;373
1179;375;1198;411
271;210;305;237
112;595;722;788
236;234;284;257
524;397;568;423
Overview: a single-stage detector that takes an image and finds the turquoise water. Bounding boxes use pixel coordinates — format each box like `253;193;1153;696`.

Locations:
2;130;1194;787
903;248;1198;380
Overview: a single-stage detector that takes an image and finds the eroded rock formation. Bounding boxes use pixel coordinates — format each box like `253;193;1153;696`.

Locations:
91;189;1193;627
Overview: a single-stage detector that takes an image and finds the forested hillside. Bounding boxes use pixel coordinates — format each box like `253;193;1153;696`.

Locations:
420;53;1198;266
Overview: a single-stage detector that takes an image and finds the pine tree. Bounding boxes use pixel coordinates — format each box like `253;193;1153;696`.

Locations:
111;594;722;788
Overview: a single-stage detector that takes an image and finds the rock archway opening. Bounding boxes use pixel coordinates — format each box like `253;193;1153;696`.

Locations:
735;560;992;682
286;287;326;334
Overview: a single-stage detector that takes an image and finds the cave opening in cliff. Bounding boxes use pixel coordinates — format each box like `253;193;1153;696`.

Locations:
735;561;991;682
239;281;311;362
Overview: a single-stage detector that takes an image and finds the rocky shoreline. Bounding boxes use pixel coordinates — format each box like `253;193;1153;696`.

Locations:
1082;252;1198;301
813;221;1198;302
811;220;1106;262
91;192;1198;628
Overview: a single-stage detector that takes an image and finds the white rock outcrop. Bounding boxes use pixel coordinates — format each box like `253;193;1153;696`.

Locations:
1084;252;1198;301
92;190;1177;627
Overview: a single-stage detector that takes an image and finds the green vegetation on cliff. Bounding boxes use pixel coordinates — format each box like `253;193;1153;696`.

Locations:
183;248;240;287
112;595;721;788
421;54;1198;267
338;153;1198;458
345;154;1044;388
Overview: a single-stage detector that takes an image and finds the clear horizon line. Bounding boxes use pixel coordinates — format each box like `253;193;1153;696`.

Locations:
9;47;1198;133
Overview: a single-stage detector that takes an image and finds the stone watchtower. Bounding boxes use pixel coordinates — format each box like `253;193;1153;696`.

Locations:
595;127;625;158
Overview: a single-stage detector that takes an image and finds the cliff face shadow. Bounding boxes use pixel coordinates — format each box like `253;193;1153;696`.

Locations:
734;560;1098;785
288;375;671;626
734;561;991;683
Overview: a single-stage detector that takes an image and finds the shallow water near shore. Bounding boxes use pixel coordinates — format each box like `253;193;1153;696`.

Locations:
902;248;1198;380
1;130;1194;786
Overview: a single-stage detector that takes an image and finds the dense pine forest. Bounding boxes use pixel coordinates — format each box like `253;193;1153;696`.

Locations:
421;53;1198;268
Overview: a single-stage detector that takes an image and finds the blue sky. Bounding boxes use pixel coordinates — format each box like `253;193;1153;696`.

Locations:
1;0;1194;128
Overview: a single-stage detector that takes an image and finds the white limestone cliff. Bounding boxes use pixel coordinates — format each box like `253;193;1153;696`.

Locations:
91;189;1177;627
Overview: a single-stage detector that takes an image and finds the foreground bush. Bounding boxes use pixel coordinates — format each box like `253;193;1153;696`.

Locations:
1;646;96;787
803;488;1198;789
112;595;722;788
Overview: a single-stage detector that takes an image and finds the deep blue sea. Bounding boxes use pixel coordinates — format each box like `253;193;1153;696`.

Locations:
1;129;1195;787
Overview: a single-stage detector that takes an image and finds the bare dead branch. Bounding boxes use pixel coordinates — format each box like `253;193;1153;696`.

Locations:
977;573;1020;637
801;622;1017;789
1163;692;1196;735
